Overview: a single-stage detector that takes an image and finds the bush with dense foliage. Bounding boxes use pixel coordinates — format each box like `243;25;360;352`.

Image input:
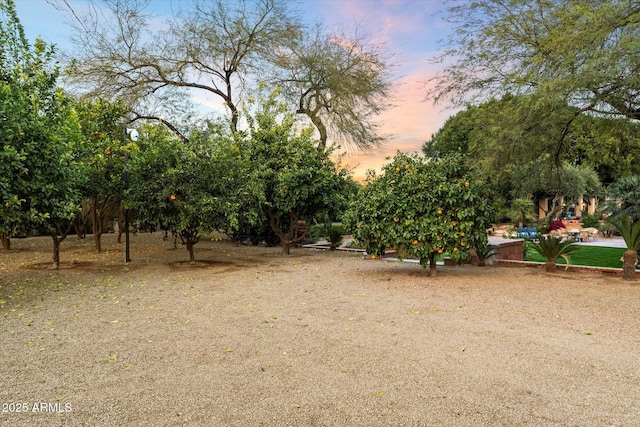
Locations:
242;93;354;255
0;1;84;267
528;235;579;272
580;213;600;229
345;153;494;276
127;122;245;262
546;219;566;233
606;216;640;280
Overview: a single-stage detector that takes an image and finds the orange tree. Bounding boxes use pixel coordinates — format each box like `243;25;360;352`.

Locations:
243;93;352;255
0;1;86;268
73;98;130;252
345;153;494;276
126;122;246;263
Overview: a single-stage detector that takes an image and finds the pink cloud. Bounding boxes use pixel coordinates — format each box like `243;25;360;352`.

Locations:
337;63;458;182
310;0;456;181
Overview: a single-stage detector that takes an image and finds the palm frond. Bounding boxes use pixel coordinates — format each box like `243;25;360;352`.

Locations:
607;216;640;251
529;235;579;264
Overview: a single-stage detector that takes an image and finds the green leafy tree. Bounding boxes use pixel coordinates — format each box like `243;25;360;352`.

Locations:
0;0;50;250
566;116;640;185
508;197;536;228
602;176;640;220
606;216;640;280
514;158;602;210
60;0;301;134
273;23;393;149
73;98;130;252
423;96;613;214
127;122;245;262
0;0;85;267
427;0;640;161
345;153;494;276
29;103;85;269
244;92;352;255
422;106;480;162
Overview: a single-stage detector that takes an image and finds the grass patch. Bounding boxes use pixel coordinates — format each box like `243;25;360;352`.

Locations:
525;245;628;269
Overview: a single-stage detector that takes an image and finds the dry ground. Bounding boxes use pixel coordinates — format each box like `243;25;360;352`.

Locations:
1;233;639;426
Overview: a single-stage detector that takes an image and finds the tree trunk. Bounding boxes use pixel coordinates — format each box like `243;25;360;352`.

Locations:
1;233;10;251
265;207;293;256
95;231;102;253
117;203;125;244
429;256;437;277
93;197;102;253
52;235;61;269
622;250;637;281
281;240;290;256
229;102;239;133
49;222;73;270
187;240;196;263
178;231;200;263
545;260;556;272
308;110;328;149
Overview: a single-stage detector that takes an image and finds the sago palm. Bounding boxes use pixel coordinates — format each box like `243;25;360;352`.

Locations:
529;235;579;272
607;216;640;281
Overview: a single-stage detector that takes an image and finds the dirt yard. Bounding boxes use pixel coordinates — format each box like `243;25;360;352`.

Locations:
1;233;639;426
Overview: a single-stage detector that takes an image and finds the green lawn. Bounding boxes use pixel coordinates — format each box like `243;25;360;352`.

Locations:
525;245;629;269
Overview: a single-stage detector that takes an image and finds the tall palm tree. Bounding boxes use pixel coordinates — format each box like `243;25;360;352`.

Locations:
607;216;640;281
529;235;579;272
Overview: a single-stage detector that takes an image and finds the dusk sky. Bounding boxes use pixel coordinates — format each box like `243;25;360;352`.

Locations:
15;0;457;180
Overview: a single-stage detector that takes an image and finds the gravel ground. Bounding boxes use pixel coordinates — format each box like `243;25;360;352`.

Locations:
1;233;639;426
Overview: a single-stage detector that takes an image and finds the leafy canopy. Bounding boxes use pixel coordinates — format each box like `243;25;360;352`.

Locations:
427;0;640;185
126;121;246;262
0;0;84;241
603;176;640;221
345;153;494;275
429;0;640;121
272;23;393;149
422;96;610;217
243;90;353;254
528;235;579;272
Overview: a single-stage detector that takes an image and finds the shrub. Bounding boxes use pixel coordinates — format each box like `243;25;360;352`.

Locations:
345;153;494;276
326;226;344;250
606;216;640;280
580;213;600;228
598;221;617;238
546;219;565;232
474;243;497;266
306;225;325;244
529;235;579;272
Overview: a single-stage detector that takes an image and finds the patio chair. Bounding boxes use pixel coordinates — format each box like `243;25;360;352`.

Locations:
582;227;599;241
